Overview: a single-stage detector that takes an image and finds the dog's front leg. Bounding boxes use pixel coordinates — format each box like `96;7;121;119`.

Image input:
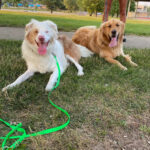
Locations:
2;70;34;91
104;57;127;70
66;55;84;76
122;54;138;67
45;69;59;91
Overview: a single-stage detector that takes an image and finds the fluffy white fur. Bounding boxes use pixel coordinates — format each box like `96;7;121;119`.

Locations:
76;44;93;57
2;19;92;92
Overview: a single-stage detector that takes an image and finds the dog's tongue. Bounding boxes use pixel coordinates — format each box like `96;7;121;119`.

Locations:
38;43;47;55
109;37;117;48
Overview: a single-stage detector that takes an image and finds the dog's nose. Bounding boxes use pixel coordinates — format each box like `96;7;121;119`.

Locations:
112;30;116;35
38;35;45;42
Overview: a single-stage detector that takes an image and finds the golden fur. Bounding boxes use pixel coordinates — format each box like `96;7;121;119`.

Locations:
72;19;137;70
58;35;81;62
26;28;38;45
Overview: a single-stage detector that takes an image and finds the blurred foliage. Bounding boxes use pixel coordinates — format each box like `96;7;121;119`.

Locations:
64;0;78;12
77;0;104;16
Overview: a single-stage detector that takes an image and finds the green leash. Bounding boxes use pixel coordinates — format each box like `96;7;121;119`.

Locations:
0;56;70;150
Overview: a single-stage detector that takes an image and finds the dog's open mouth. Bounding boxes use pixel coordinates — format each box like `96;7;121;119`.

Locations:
109;34;119;48
36;41;49;55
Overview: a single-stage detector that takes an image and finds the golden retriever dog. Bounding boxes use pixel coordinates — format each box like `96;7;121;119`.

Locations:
72;19;138;70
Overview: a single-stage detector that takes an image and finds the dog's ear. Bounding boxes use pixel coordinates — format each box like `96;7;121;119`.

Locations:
120;20;125;32
25;22;33;32
45;20;58;39
100;22;107;30
99;22;110;45
45;20;58;34
99;22;108;36
25;19;38;32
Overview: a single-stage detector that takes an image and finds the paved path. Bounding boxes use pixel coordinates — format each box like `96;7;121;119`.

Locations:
0;27;150;49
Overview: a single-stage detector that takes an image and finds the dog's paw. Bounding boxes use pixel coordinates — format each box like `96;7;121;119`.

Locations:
121;66;128;71
2;87;8;92
45;85;53;92
2;84;13;92
131;62;138;67
77;71;84;76
45;87;52;92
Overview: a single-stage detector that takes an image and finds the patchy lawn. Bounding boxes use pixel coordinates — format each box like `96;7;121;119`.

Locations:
0;40;150;150
0;10;150;35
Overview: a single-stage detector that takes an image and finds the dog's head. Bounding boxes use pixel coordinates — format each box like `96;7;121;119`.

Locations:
99;19;125;48
25;19;58;55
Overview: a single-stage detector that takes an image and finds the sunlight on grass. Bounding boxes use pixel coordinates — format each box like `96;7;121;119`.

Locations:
0;10;103;21
0;10;150;35
1;10;150;24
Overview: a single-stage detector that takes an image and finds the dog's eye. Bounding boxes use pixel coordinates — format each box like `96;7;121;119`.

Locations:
35;30;38;34
108;25;111;28
45;31;49;33
116;24;120;27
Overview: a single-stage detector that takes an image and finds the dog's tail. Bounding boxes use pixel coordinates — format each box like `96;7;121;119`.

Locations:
77;44;93;58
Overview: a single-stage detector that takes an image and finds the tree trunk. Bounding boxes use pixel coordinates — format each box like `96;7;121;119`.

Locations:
135;1;139;18
127;0;131;18
0;0;2;10
89;12;93;16
95;10;97;17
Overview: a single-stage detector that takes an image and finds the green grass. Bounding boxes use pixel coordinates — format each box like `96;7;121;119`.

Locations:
0;40;150;149
0;11;102;32
0;10;150;35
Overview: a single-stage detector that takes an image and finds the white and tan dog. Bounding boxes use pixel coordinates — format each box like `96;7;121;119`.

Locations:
2;19;92;92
